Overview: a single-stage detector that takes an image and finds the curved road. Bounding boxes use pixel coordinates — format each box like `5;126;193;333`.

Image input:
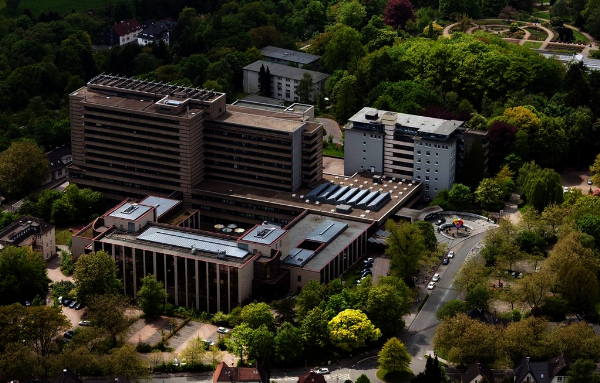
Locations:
317;117;343;144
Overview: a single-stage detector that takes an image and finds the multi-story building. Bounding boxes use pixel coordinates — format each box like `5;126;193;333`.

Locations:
72;196;372;312
344;107;470;200
259;46;321;69
44;145;72;185
137;19;175;46
243;61;329;103
104;19;142;46
68;75;322;203
0;217;56;260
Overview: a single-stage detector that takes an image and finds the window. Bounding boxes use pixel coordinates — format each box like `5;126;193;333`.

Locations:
416;167;421;172
364;133;366;137
417;150;421;155
416;175;421;180
363;142;366;145
297;275;302;282
425;176;430;181
426;160;430;164
436;152;439;156
435;161;439;165
426;151;430;156
425;168;430;173
417;158;421;163
435;169;438;173
435;178;438;181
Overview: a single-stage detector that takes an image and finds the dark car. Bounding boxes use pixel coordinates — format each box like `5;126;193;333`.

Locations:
442;258;449;265
69;301;78;309
62;299;71;307
361;270;373;278
75;302;84;310
25;300;31;307
63;330;74;339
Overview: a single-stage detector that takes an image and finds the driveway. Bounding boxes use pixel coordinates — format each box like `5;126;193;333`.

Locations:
317;118;343;144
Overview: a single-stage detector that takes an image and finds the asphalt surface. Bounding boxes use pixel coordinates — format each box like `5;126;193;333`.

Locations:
317;118;343;144
402;232;485;373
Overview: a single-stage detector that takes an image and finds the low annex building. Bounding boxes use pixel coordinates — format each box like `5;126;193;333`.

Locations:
0;216;56;260
72;195;372;313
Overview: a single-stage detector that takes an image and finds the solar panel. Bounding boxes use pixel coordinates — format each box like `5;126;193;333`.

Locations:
357;191;380;209
348;189;370;206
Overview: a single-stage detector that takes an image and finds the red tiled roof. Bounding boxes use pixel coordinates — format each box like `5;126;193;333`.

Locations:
298;372;326;383
112;19;142;36
214;362;266;383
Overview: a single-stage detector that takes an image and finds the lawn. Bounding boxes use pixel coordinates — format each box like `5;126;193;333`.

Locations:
572;29;590;43
532;10;550;19
522;41;543;49
1;0;109;17
377;367;414;383
55;229;73;246
323;141;344;158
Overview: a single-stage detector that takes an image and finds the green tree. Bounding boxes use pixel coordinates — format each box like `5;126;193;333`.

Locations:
475;178;506;211
378;337;411;372
436;299;468;320
0;140;49;198
334;76;358;123
296;281;325;318
87;294;130;347
240;302;275;330
228;323;254;360
0;246;50;305
568;359;600;383
296;72;313;103
520;165;563;212
385;220;426;283
23;305;70;375
356;374;370;383
258;64;272;97
323;25;366;72
274;322;303;364
180;336;206;364
411;355;448;383
590;153;600;186
366;283;410;336
465;285;490;311
447;183;473;211
137;274;167;317
112;0;136;20
328;309;381;351
413;221;437;251
248;325;275;369
300;307;330;352
337;0;367;29
73;251;122;303
106;343;151;380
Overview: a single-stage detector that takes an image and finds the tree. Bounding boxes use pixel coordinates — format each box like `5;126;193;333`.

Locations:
180;336;206;364
433;314;498;364
258;64;272;97
487;121;517;174
112;0;136;21
465;285;490;311
517;271;553;314
23;305;70;375
323;25;366;73
274;322;303;364
240;302;275;330
475;178;505;211
334;75;358;123
87;294;130;347
356;374;371;383
73;251;122;304
106;343;151;380
568;359;600;383
366;283;409;336
328;309;381;351
383;0;416;29
520;165;563;212
300;307;330;352
385;220;426;283
447;183;473;211
337;0;367;29
0;246;50;305
296;72;313;103
378;337;411;372
137;274;167;317
454;258;490;292
590;153;600;186
501;316;546;363
436;299;468;320
0;140;49;198
413;221;437;251
228;323;254;361
247;325;275;369
411;355;448;383
482;0;508;16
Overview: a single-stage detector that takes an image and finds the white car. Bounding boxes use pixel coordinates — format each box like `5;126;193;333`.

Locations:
427;282;436;290
217;327;229;334
78;320;90;326
315;368;330;375
564;186;569;193
432;273;440;282
448;251;454;258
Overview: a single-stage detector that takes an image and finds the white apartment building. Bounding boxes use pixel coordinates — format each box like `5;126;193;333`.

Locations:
344;108;465;200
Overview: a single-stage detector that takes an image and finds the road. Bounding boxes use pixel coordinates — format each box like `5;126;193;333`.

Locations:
317;118;342;144
401;232;485;373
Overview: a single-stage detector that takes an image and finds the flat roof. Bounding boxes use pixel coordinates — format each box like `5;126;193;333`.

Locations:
139;196;180;218
194;172;421;224
283;214;370;271
137;226;248;258
260;46;321;65
109;202;153;220
244;60;329;83
348;107;463;136
240;225;287;245
213;109;305;133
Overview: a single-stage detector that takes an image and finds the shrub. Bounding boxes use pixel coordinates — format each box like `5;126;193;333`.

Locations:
59;250;75;276
50;280;75;299
136;343;153;353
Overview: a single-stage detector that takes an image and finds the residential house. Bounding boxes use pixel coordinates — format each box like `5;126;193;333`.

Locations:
45;145;72;185
513;355;570;383
461;361;494;383
297;372;326;383
213;362;267;383
243;60;329;103
138;19;175;46
105;19;142;46
0;216;56;260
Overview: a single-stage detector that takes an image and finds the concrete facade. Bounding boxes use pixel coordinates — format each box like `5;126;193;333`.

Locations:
243;61;329;103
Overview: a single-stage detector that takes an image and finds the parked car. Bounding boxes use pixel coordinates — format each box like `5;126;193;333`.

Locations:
75;302;84;310
441;258;449;265
58;296;63;305
25;300;31;307
435;218;446;226
62;299;71;307
563;186;570;193
594;189;600;196
588;178;593;185
315;368;330;375
63;330;74;339
203;339;215;347
366;257;374;263
448;251;455;258
217;327;229;334
69;301;78;309
432;273;440;282
363;259;373;267
361;269;373;277
427;282;436;290
78;320;90;326
172;358;180;367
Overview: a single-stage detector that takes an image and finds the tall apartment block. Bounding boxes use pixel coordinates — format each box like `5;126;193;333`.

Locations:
69;75;323;203
344;107;466;201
